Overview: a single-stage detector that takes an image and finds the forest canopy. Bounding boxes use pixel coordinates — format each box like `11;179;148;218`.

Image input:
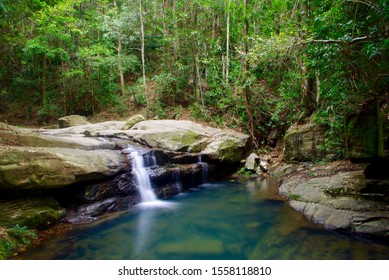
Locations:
0;0;388;155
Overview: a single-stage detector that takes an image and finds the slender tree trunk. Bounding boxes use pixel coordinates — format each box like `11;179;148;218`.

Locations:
222;53;226;81
298;1;316;116
242;0;258;148
173;0;179;61
298;57;316;116
212;12;217;39
162;0;167;37
225;0;230;86
41;53;47;106
316;70;321;103
114;0;125;95
192;2;202;103
139;0;148;106
61;61;67;115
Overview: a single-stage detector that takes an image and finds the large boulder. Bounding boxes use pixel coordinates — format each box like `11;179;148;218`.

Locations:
131;120;249;163
85;120;249;163
0;147;128;190
0;119;248;190
58;115;90;128
284;122;327;162
129;120;208;151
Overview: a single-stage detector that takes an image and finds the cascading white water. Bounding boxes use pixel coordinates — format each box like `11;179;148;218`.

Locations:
143;150;157;167
198;154;209;183
172;168;182;192
128;148;157;202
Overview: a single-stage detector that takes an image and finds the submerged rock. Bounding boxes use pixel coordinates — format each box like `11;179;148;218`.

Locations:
157;239;224;255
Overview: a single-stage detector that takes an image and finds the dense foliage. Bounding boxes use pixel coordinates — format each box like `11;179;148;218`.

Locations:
0;0;388;154
0;225;36;259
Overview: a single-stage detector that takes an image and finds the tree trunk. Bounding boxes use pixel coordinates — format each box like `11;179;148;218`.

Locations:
298;58;316;116
41;53;47;106
114;0;125;95
139;0;148;106
192;1;202;104
173;0;179;61
242;0;258;148
225;0;230;86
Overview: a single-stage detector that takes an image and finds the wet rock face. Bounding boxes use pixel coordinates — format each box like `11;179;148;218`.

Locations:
63;195;140;225
77;173;138;203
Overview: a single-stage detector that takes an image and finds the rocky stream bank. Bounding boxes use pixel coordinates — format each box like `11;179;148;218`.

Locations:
1;104;389;258
0;116;250;258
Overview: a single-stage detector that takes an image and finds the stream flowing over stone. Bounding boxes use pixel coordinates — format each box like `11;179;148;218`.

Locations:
126;146;157;202
0;119;249;229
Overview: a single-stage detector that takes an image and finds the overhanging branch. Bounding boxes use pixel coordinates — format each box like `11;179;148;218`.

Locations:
310;36;369;44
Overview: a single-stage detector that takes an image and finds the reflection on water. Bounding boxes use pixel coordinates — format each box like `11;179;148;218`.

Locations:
133;201;178;257
20;178;389;260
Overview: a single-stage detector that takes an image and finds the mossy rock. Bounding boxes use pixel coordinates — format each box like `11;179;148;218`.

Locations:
0;147;127;190
0;197;65;230
122;114;146;130
284;122;327;162
58;115;90;128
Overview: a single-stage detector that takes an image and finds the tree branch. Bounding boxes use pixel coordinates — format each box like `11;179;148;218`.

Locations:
309;36;370;44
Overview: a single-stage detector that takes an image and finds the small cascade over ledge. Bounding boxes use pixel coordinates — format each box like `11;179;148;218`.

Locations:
125;146;157;202
64;144;220;223
198;154;209;183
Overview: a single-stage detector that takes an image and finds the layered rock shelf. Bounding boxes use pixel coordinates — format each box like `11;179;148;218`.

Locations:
271;162;389;237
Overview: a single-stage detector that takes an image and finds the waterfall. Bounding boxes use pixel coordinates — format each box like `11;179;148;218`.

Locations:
127;147;157;202
172;168;182;192
143;150;157;167
198;154;209;183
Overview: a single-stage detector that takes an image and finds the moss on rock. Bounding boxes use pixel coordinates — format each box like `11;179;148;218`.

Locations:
284;122;326;162
0;197;65;230
122;114;146;130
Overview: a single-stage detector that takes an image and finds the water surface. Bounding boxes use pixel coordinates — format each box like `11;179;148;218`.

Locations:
20;178;389;259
